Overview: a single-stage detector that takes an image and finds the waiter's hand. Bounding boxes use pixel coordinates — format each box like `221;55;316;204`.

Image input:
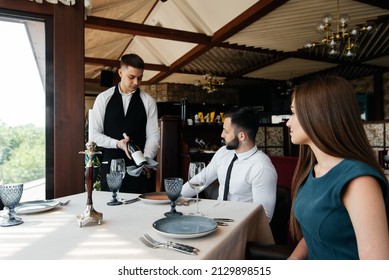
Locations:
117;133;132;160
142;166;153;179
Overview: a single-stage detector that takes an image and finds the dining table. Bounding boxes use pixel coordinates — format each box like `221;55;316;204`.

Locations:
0;191;274;260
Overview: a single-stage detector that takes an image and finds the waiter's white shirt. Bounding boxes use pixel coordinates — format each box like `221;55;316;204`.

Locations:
92;85;160;159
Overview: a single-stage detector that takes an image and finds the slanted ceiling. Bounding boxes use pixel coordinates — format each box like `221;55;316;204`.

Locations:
84;0;389;93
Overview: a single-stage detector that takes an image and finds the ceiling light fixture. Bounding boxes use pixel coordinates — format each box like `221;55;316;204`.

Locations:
194;74;224;93
304;0;376;58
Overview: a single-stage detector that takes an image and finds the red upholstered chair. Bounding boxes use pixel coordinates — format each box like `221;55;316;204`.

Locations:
268;156;298;190
245;156;298;260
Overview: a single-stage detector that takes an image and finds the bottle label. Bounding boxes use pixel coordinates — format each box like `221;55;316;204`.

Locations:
132;151;147;166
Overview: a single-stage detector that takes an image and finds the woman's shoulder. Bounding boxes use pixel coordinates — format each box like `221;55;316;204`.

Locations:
338;159;389;193
334;159;384;182
341;159;380;174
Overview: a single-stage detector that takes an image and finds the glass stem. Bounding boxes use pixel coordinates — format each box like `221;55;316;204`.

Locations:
8;207;16;220
196;190;199;214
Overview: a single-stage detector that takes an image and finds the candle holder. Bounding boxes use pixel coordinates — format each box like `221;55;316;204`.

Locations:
77;141;103;227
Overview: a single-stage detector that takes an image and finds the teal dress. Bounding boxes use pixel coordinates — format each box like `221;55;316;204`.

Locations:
293;159;389;260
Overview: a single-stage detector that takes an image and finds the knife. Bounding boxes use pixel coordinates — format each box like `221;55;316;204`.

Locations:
166;242;199;255
213;218;234;222
168;241;200;254
122;197;140;204
140;237;198;255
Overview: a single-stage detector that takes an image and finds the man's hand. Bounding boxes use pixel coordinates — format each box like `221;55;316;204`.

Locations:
117;133;132;160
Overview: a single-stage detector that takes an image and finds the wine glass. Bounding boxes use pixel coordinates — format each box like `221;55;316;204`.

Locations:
188;162;206;216
106;173;123;206
110;158;126;179
0;168;4;211
164;177;183;217
110;158;126;200
0;184;24;227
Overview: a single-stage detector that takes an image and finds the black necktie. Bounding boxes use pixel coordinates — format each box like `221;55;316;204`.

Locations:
223;154;238;201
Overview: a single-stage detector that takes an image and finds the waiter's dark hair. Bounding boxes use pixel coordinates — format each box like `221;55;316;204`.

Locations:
224;106;260;141
120;53;145;69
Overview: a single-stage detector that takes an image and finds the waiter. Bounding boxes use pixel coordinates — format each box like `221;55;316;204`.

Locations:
92;53;160;193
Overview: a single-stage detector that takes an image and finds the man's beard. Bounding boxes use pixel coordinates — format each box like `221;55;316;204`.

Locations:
225;136;239;150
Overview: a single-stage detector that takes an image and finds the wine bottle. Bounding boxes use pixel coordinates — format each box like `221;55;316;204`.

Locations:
127;141;147;166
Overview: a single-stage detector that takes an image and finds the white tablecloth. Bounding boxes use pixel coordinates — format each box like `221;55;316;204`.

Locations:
0;191;274;260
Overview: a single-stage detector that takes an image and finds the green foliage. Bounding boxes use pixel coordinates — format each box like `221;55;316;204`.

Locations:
0;123;45;184
83;154;101;191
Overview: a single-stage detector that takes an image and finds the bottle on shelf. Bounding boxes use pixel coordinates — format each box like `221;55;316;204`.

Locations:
180;98;188;121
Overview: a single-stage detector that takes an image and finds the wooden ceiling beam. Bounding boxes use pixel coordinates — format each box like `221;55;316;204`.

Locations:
85;16;211;45
147;0;289;84
84;57;169;72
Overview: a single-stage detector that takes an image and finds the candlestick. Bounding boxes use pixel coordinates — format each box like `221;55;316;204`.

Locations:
77;141;103;227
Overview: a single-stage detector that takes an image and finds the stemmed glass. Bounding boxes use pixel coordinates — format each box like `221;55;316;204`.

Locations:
0;184;24;227
110;158;126;179
106;173;123;206
110;158;125;201
188;162;206;216
164;177;183;217
0;168;3;211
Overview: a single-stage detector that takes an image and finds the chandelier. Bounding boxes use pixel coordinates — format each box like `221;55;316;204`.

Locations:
304;0;376;58
194;74;224;93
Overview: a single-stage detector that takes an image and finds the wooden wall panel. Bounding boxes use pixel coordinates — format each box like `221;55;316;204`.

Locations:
52;1;85;197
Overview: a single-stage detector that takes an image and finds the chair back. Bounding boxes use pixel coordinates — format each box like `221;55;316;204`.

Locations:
268;156;298;245
270;185;291;245
269;156;298;189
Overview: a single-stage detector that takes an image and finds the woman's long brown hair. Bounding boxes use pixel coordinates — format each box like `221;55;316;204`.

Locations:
289;76;387;241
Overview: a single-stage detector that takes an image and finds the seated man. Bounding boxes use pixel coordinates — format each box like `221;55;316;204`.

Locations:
181;106;277;222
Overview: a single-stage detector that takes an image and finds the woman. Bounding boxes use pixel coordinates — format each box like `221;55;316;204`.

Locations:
286;76;389;260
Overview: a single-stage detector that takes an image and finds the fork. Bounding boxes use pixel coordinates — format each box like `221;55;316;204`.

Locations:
139;236;195;255
140;234;199;255
176;198;199;206
58;200;70;206
144;234;200;254
139;236;156;249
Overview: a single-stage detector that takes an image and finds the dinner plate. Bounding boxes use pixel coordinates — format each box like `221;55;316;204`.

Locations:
15;199;60;214
202;150;216;154
189;148;200;154
138;192;170;204
153;215;218;239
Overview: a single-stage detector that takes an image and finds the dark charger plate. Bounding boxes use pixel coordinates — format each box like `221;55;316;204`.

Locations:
153;215;217;238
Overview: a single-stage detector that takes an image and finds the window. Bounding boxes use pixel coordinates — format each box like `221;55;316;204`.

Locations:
0;16;46;201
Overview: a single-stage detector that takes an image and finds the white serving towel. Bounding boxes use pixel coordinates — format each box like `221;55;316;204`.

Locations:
126;157;159;177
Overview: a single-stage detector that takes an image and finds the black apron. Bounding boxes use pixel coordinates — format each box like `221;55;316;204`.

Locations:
100;86;154;194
